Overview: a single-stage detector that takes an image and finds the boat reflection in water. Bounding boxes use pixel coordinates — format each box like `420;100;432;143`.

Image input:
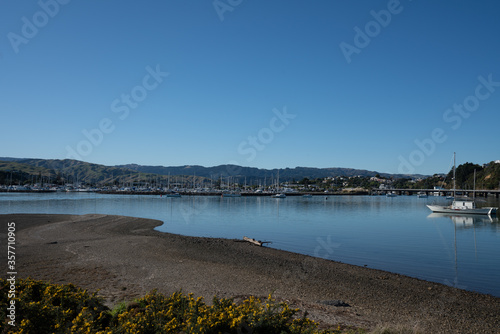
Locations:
427;212;499;292
428;213;499;226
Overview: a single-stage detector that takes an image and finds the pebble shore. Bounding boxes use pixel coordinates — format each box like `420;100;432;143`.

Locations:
1;213;499;333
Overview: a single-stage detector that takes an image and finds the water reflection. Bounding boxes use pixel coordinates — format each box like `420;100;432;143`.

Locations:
2;193;500;296
428;213;499;229
426;212;500;294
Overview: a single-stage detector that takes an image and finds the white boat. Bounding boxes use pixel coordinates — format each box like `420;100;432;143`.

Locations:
417;191;428;198
166;192;181;198
273;193;286;198
426;153;498;216
427;200;497;215
386;192;397;197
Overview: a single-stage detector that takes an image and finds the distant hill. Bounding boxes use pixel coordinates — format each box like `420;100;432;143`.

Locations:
0;158;138;185
2;157;498;190
407;160;500;190
0;158;195;186
445;160;500;190
1;157;427;186
115;164;420;183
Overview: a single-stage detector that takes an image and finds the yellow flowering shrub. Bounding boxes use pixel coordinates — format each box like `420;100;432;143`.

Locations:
111;291;321;334
0;278;111;333
0;278;358;334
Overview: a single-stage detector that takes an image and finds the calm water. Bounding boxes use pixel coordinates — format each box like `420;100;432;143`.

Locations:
1;193;499;297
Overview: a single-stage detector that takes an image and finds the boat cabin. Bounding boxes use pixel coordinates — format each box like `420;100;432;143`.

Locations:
451;200;476;210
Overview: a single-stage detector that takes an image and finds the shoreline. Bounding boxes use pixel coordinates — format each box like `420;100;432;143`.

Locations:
2;213;500;332
0;189;369;196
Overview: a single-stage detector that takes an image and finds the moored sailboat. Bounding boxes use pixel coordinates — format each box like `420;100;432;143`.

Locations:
426;153;498;216
273;170;286;198
426;201;497;215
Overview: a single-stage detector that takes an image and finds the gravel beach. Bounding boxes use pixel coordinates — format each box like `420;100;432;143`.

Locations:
1;213;499;333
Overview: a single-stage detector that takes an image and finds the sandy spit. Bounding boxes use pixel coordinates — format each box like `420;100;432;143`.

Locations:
1;214;499;333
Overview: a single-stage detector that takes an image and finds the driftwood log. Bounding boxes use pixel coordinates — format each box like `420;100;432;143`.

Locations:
243;236;272;247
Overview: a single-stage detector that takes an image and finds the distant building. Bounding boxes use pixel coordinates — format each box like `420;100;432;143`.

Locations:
495;160;500;164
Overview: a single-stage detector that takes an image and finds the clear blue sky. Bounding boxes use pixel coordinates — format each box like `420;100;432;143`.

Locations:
1;0;499;175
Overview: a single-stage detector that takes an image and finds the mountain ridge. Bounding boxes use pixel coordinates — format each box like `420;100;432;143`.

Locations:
2;157;499;189
0;157;426;184
114;163;424;181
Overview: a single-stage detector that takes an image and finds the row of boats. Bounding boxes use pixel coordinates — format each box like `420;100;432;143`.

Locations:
164;192;310;199
165;190;497;216
165;192;497;215
164;154;498;216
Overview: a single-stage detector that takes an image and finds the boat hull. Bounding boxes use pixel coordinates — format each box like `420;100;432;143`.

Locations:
426;205;497;215
222;193;242;197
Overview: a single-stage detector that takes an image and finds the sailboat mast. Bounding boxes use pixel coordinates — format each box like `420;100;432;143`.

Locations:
277;170;280;193
453;152;456;198
473;169;476;201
